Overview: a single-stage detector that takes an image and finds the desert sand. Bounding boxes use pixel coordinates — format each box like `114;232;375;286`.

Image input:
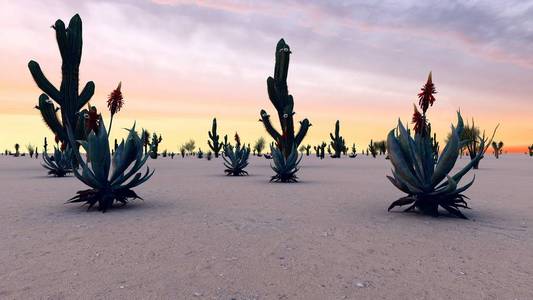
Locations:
0;154;532;299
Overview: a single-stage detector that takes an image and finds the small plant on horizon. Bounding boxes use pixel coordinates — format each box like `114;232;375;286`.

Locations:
330;120;346;158
270;145;302;183
208;118;224;158
491;141;504;159
197;148;204;159
222;133;250;176
528;145;533;157
14;143;20;157
42;146;73;177
387;72;497;219
259;39;311;162
253;137;266;156
179;145;186;158
349;143;357;158
149;133;162;159
183;139;196;156
27;144;36;158
368;140;377;158
106;82;124;136
162;149;168;158
206;151;212;160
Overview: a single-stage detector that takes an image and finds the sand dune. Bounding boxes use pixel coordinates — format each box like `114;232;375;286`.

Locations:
0;155;532;299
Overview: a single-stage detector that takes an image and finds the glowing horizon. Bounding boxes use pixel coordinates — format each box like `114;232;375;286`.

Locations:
1;1;532;153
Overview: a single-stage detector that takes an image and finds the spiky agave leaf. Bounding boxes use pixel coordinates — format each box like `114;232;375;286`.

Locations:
42;146;73;177
68;120;154;212
222;144;249;176
270;145;302;183
387;111;491;219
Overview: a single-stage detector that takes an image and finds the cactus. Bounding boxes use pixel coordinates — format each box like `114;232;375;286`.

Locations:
253;137;266;156
206;151;212;161
42;147;73;177
14;144;20;157
491;141;504;159
368;140;377;158
374;140;387;156
179;146;186;158
29;14;95;151
270;145;302;183
329;120;345;158
528;145;533;156
387;73;497;218
162;149;168;158
197;148;203;159
170;152;175;159
149;133;162;159
143;131;150;154
349;143;358;158
27;144;36;158
259;39;311;159
223;134;249;176
304;144;311;156
208;118;223;157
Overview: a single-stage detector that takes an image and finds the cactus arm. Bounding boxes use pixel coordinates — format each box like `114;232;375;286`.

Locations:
260;109;281;142
28;61;61;103
78;81;95;109
294;119;310;147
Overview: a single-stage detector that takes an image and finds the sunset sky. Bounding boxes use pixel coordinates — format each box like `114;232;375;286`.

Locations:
1;0;532;153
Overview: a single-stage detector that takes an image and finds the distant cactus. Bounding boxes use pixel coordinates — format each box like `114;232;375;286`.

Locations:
304;144;311;156
143;130;150;154
14;144;20;157
179;146;186;158
253;137;266;156
491;141;504;159
368;140;377;158
162;149;168;158
208;118;223;157
528;145;533;156
259;39;311;159
29;14;95;152
170;152;175;159
27;144;36;158
149;133;162;159
206;151;212;160
349;143;357;158
329;120;345;158
318;142;326;159
197;148;203;159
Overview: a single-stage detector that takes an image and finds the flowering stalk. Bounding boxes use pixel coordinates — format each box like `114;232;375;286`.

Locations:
412;72;436;136
107;82;124;137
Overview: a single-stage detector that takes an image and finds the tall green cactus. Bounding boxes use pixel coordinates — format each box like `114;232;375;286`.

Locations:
208;118;223;158
329;120;345;158
260;39;311;159
29;14;95;148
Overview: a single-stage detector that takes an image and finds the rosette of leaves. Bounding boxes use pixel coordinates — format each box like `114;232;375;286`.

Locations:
222;143;250;176
67;121;154;212
270;145;302;183
42;147;73;177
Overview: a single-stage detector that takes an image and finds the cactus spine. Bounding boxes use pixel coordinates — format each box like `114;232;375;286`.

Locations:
208;118;223;158
260;39;311;159
329;120;345;158
29;14;95;149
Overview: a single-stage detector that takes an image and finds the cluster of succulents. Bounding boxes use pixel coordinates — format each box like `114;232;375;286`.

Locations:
387;73;497;219
222;134;249;176
29;14;154;212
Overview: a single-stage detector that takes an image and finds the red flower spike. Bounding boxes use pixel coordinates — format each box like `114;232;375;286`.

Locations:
412;104;425;134
107;82;123;116
234;133;241;146
417;72;436;114
86;106;101;134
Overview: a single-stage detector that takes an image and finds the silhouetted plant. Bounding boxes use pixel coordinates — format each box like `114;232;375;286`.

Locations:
387;73;497;219
223;134;249;176
491;141;504;159
462;119;497;169
330;120;346;158
208;118;223;157
14;144;20;157
528;145;533;157
270;145;302;183
183;139;196;155
206;151;212;160
368;140;377;158
197;148;203;159
29;14;95;153
259;39;311;159
42;147;73;177
374;140;387;156
106;82;123;136
253;137;266;156
27;144;36;158
149;133;162;159
349;143;358;158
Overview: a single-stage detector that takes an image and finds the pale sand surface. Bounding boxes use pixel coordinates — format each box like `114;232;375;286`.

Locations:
0;154;532;299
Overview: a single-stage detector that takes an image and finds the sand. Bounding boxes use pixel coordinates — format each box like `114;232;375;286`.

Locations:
0;154;532;299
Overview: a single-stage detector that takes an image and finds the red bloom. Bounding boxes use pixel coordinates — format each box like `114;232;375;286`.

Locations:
418;72;436;114
234;133;241;146
86;106;101;134
107;82;123;116
412;104;426;134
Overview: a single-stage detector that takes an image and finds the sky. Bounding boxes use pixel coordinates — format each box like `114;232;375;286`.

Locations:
1;0;532;153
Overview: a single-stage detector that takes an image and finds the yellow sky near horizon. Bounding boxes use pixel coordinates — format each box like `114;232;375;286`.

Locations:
0;1;532;153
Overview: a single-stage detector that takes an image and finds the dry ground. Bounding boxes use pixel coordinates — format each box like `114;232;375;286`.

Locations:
0;154;532;299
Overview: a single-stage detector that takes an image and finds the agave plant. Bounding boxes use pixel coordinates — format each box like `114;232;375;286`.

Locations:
42;147;73;177
67;121;154;212
270;145;302;183
387;73;496;219
222;135;250;176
